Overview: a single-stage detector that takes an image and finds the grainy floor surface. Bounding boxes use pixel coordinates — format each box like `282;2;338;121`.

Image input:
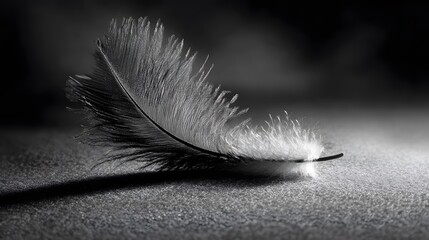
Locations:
1;107;428;239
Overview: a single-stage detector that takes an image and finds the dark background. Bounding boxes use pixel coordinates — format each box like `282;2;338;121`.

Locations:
1;1;428;126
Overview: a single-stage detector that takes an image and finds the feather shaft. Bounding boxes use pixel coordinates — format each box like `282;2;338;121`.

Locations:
96;39;226;159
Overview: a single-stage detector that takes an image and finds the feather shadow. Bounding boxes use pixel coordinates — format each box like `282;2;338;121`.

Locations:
0;169;293;207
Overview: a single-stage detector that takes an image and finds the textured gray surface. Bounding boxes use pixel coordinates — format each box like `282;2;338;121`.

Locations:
1;107;428;239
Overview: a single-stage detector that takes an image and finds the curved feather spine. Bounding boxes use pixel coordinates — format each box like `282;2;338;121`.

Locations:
95;39;229;160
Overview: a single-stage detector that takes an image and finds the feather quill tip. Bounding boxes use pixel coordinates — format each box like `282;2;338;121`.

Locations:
234;153;344;178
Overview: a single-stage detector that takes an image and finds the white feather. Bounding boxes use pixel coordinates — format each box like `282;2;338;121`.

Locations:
67;17;329;177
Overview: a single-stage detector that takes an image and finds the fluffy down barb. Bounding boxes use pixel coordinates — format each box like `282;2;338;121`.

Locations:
66;17;341;177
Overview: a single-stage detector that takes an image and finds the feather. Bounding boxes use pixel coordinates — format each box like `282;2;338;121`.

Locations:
66;17;343;177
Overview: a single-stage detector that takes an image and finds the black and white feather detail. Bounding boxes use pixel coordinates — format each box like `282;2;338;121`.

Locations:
67;17;343;177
